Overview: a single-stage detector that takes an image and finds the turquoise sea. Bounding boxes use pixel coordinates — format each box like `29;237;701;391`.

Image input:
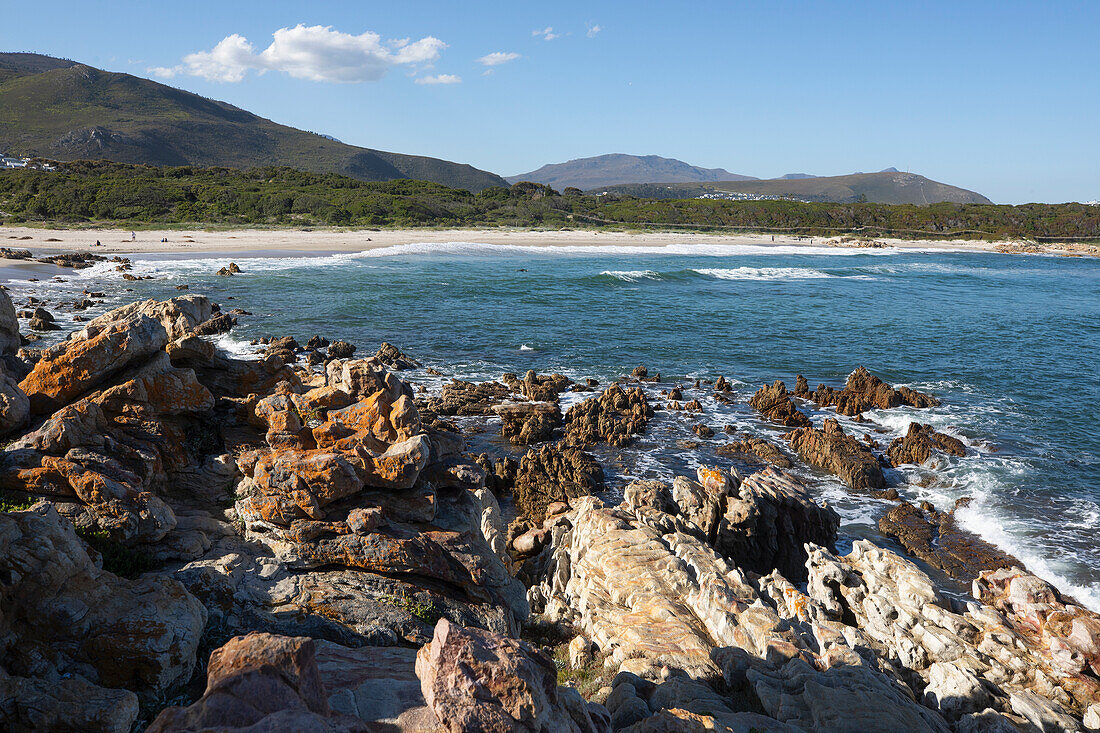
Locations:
12;241;1100;608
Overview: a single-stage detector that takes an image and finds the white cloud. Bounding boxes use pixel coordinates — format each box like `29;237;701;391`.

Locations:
415;73;461;85
587;24;602;38
149;24;446;83
532;26;560;41
478;51;520;67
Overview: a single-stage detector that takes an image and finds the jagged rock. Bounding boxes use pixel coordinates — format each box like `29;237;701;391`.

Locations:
0;668;139;733
878;501;1019;580
715;435;792;468
503;370;574;402
749;380;810;428
715;467;839;583
0;366;28;436
28;307;59;331
427;379;511;416
82;295;213;341
808;366;939;416
494;401;562;445
0;288;18;355
563;384;653;447
0;505;206;704
376;341;421;370
18;310;169;413
785;418;885;492
473;452;518;495
147;632;368;732
215;262;242;277
887;422;967;466
415;619;609;732
264;336;300;364
328;340;357;359
192;311;236;336
513;443;604;522
922;661;993;721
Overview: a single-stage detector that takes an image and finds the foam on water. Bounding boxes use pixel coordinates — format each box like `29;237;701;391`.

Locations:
695;266;839;281
599;270;663;282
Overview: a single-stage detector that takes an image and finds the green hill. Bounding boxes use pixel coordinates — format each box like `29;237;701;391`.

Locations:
508;153;756;190
0;53;505;191
601;171;992;205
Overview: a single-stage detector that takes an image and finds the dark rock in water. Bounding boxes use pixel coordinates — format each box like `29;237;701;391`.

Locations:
631;365;648;378
264;336;299;364
879;501;1019;580
794;374;810;396
692;423;714;438
503;370;573;402
427;378;511;416
328;340;356;359
809;366;939;416
750;380;811;428
716;434;793;468
415;619;609;733
887;422;967;466
473;453;518;495
193;312;236;336
38;252;106;269
563;383;653;447
375;341;421;370
215;262;242;276
305;334;330;350
785;418;885;492
716;467;840;583
147;632;366;733
514;443;604;522
493;401;562;446
28;307;59;331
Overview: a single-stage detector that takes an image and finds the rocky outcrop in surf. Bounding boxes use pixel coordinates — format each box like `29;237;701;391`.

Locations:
785;417;886;492
801;365;939;416
750;380;811;428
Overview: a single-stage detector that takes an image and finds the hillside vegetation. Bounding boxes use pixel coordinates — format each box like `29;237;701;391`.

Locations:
1;161;1098;241
0;53;505;192
602;171;992;205
508;153;755;190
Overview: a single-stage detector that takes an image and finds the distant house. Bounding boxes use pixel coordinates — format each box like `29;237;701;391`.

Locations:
1;157;28;168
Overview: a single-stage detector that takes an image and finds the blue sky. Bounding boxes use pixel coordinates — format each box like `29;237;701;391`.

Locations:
4;1;1098;203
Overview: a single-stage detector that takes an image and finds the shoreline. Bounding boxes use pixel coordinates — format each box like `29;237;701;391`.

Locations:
4;224;1096;258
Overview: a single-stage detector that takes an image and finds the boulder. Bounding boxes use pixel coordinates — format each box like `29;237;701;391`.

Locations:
375;341;421;370
715;434;792;468
887;422;967;466
784;418;885;492
147;632;368;732
0;287;19;354
415;619;608;732
808;366;939;416
504;370;574;402
0;366;29;436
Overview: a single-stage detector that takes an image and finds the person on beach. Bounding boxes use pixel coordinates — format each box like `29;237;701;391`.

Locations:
131;231;136;241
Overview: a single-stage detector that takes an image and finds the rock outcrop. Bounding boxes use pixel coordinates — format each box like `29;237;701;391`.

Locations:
494;401;562;446
715;434;792;468
887;421;967;466
807;366;939;416
513;443;604;522
749;380;810;428
785;418;886;492
563;384;654;447
416;618;609;732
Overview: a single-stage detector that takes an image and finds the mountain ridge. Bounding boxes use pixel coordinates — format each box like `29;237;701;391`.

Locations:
0;53;506;191
507;153;757;190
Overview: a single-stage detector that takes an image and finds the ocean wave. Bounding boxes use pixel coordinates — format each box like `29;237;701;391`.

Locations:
694;266;839;281
598;270;663;282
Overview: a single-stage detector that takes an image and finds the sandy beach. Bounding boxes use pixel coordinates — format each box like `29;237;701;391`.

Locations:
0;224;1044;257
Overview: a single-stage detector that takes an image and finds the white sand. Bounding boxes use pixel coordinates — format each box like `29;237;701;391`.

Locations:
0;225;1082;258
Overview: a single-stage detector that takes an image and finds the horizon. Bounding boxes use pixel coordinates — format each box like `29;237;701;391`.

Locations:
3;1;1099;204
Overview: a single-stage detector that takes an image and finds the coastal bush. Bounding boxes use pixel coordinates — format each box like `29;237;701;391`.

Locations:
2;160;1099;240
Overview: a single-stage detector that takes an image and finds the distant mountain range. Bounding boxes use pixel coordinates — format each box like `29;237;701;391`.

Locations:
506;154;757;190
0;53;506;191
601;171;992;206
511;155;989;205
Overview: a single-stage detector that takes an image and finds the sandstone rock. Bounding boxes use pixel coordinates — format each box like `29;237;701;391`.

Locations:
147;632;368;733
513;443;604;522
473;452;518;495
563;384;653;447
715;467;839;583
620;707;797;732
715;435;792;468
0;504;206;698
749;380;810;428
808;366;939;416
785;418;885;492
328;340;357;359
428;379;512;416
1009;690;1082;732
19;310;169;413
922;661;993;721
415;619;607;732
192;312;236;336
376;341;421;370
504;370;574;402
887;422;967;466
494;401;562;445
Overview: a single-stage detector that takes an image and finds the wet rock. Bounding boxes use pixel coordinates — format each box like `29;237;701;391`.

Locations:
749;381;810;428
887;422;967;466
808;366;939;416
715;467;839;583
28;307;59;331
427;379;511;416
784;418;885;492
215;262;242;276
415;618;608;733
328;340;357;359
264;336;300;364
691;423;714;438
375;341;421;370
503;370;574;402
147;632;367;732
563;384;653;447
715;434;792;468
494;401;562;445
192;311;236;336
513;443;604;522
878;501;1019;580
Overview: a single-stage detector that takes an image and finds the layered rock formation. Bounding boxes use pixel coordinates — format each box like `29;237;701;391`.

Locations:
800;366;939;416
564;384;654;447
888;421;968;466
785;418;886;492
750;380;811;428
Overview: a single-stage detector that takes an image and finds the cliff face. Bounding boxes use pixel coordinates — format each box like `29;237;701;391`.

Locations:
0;288;1096;731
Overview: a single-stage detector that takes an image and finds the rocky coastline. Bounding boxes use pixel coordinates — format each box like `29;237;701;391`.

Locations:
0;284;1097;732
